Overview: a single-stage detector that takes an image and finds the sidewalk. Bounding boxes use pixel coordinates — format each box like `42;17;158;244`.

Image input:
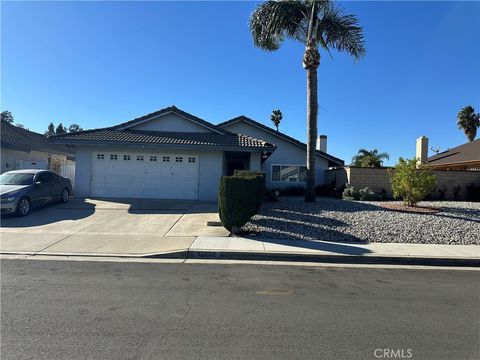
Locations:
2;233;479;266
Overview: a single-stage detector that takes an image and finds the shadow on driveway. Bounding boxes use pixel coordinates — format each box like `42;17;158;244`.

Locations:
1;199;96;228
1;197;219;229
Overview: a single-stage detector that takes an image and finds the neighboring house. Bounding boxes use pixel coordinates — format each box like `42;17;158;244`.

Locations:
416;136;480;170
50;106;276;200
1;120;75;174
219;116;344;190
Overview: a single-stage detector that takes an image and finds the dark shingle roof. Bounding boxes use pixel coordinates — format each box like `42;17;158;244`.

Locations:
218;116;344;166
428;139;480;166
1;120;74;156
51;129;274;150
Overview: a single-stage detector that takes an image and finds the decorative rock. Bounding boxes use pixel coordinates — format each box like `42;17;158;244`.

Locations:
242;197;480;245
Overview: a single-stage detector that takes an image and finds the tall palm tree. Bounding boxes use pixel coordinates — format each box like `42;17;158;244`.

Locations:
270;109;283;131
351;149;389;168
250;0;365;202
457;105;480;142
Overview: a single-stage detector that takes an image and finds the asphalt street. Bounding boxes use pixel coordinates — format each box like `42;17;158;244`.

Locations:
1;259;479;360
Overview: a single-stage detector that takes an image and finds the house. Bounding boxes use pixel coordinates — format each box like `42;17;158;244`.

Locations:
50;106;344;200
49;106;276;200
1;120;75;174
416;136;480;170
218;116;344;190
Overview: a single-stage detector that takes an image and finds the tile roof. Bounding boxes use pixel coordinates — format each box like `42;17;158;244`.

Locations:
218;116;344;166
427;139;480;166
1;120;74;156
49;106;275;151
50;129;275;150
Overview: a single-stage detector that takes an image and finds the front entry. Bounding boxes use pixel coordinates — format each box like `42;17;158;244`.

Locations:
225;152;251;176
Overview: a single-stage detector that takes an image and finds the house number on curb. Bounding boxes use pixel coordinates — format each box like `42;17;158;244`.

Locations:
194;251;220;259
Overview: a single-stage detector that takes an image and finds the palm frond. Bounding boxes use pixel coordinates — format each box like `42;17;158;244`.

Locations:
318;7;366;60
249;1;309;51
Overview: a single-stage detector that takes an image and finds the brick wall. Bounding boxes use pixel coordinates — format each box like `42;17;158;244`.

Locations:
325;166;480;200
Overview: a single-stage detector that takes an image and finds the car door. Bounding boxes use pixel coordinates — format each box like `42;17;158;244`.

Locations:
29;173;56;207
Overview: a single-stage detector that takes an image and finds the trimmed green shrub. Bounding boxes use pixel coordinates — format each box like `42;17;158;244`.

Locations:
391;158;436;206
466;183;480;202
342;184;359;200
358;187;378;201
233;170;266;212
218;176;258;234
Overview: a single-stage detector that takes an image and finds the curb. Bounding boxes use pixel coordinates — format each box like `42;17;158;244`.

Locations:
2;250;478;267
187;250;480;267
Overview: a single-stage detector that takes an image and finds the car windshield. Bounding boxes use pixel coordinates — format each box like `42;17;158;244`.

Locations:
0;173;35;185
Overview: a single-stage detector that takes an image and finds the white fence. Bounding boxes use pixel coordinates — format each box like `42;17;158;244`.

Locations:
59;163;76;190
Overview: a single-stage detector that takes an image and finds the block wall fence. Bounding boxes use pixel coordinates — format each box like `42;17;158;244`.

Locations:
325;166;480;200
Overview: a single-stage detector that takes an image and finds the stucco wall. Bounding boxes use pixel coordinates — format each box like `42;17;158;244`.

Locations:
129;113;212;133
326;166;480;200
221;122;329;189
73;146;224;201
74;148;92;197
250;152;261;171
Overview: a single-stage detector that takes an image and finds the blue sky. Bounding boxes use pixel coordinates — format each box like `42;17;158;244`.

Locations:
2;1;479;165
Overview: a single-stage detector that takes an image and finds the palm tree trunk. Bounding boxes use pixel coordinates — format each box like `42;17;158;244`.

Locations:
305;65;318;202
303;40;320;203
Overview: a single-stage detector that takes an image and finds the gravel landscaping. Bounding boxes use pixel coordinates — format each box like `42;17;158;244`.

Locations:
242;197;480;245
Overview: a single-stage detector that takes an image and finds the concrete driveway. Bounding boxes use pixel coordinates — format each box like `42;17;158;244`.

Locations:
0;198;229;256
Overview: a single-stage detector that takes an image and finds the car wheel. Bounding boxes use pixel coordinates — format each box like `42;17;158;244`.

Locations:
61;188;70;203
17;198;31;217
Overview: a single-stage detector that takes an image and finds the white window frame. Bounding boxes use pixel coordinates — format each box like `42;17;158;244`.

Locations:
270;164;307;183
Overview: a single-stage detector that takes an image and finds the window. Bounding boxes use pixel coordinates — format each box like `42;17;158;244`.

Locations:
96;154;105;160
162;156;170;162
37;172;55;183
150;155;158;162
136;155;144;161
123;155;131;161
175;157;183;162
188;157;196;163
110;154;118;160
271;165;307;182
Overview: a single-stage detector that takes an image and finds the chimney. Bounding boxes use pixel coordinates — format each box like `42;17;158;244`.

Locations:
316;135;327;152
416;136;428;165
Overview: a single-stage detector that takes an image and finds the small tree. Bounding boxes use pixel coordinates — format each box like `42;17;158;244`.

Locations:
1;110;14;123
45;122;56;136
68;123;83;132
391;158;436;206
55;123;67;134
270;109;283;131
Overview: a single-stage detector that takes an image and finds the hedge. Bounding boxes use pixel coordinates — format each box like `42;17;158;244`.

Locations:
218;176;258;234
233;170;266;213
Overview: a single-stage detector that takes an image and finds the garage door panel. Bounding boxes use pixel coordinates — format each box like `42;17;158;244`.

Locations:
91;151;199;199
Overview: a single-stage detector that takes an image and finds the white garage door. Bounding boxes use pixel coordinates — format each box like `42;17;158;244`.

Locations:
91;152;199;199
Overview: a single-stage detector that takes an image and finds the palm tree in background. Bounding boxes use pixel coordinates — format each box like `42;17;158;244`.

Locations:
457;105;480;142
250;0;365;202
351;149;389;168
270;109;283;131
